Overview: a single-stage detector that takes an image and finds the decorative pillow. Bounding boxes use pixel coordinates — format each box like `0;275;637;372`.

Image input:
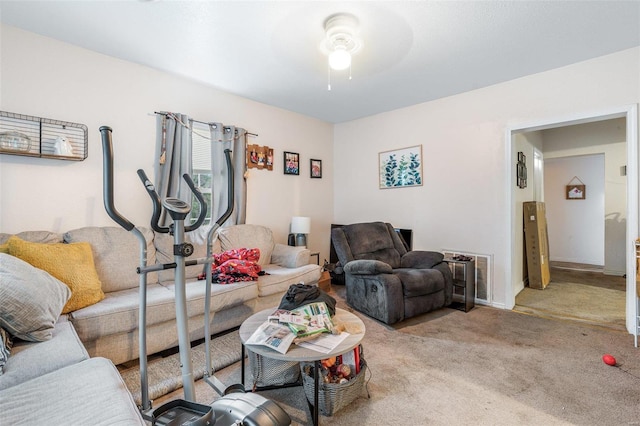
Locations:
0;253;71;341
217;225;275;266
0;327;13;374
7;236;105;314
0;243;7;254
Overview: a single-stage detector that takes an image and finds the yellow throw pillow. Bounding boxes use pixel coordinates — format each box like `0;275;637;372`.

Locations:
7;236;105;313
0;243;8;254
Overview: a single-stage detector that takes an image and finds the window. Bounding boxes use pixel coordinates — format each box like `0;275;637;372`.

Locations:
189;122;212;225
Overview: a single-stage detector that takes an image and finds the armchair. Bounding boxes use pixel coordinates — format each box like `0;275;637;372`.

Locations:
331;222;452;324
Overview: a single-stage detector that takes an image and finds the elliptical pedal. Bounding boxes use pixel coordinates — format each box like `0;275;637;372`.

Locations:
151;400;213;426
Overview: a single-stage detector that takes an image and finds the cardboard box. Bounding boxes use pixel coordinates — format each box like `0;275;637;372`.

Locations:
523;201;551;289
318;270;331;293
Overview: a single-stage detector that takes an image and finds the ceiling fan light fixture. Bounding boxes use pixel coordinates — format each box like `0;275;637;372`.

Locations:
328;46;351;70
322;13;361;89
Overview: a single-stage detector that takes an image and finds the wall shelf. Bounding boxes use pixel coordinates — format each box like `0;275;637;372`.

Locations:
0;111;88;161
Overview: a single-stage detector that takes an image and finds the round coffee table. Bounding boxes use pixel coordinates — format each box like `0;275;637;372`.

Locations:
239;307;365;425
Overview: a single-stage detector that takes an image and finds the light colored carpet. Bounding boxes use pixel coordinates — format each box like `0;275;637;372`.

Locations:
151;287;640;426
119;330;242;405
514;281;626;331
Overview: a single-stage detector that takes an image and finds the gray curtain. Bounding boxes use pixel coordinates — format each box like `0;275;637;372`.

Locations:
210;123;247;226
154;112;192;227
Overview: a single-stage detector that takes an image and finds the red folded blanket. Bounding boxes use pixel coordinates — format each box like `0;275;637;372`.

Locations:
198;248;265;284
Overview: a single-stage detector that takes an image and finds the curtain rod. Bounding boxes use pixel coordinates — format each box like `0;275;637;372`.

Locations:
153;111;258;137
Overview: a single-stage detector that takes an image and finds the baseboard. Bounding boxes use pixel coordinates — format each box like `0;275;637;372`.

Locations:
550;261;604;272
603;269;625;276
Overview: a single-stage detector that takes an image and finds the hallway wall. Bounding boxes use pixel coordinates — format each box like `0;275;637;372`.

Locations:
544;154;606;266
542;118;627;275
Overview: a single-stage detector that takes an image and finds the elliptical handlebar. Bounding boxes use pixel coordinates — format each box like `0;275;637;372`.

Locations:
183;173;207;232
136;169;169;234
101;126;211;235
100;126;135;231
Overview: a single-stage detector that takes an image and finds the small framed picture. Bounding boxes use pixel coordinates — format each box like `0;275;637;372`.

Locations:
247;144;274;171
566;185;586;200
310;159;322;178
284;151;299;175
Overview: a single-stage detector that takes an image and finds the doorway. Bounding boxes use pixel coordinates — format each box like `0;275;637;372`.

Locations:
506;105;638;337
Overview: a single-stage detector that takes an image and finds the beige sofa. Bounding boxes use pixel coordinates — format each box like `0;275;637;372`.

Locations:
0;252;144;424
1;223;321;366
0;223;320;424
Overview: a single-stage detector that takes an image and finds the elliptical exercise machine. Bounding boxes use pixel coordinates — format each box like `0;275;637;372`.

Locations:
100;126;290;426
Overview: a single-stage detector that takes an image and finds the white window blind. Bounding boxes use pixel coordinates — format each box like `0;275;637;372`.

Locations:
191;123;211;171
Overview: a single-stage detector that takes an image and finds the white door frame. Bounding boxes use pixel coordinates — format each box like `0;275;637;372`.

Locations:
505;104;638;336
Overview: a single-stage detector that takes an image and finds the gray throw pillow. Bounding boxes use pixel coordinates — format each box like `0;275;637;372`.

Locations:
0;253;71;342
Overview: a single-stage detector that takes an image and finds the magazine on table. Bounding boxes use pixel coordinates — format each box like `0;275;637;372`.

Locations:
244;321;296;354
288;302;335;337
247;302;339;354
296;332;350;354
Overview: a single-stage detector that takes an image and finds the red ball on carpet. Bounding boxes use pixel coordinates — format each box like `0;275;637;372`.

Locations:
602;354;616;366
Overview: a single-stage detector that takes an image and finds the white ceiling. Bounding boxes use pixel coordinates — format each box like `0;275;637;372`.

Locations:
1;1;639;123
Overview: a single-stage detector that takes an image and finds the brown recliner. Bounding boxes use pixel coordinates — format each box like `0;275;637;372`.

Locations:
331;222;452;324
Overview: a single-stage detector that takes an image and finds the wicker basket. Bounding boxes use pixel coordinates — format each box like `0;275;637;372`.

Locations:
300;360;367;416
247;349;301;388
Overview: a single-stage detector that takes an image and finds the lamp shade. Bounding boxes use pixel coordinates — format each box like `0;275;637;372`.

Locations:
291;216;311;234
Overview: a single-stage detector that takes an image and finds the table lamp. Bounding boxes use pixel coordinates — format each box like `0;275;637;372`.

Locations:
290;216;311;247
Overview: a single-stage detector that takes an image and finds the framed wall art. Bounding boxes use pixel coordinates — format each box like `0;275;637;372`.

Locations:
310;159;322;178
379;145;423;189
566;185;586;199
284;151;299;175
566;176;586;200
516;151;527;188
247;144;274;171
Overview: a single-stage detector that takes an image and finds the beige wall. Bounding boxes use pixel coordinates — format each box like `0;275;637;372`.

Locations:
0;25;334;262
2;23;639;309
334;47;640;308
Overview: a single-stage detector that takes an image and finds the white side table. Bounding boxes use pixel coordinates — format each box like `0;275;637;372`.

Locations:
239;307;365;425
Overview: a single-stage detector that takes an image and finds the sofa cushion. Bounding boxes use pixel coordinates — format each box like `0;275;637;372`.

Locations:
0;357;145;425
217;224;275;266
0;253;71;341
343;222;402;268
0;230;63;245
0;317;89;390
271;243;310;268
154;225;221;283
7;237;104;314
258;263;322;297
64;226;158;292
71;279;258;343
162;278;258;317
69;283;176;342
395;268;445;297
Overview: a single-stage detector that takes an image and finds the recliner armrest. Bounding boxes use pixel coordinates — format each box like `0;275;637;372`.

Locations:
271;243;310;268
344;259;393;275
400;251;444;269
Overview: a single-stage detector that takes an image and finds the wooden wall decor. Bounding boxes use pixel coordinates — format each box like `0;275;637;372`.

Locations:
565;176;586;200
247;144;274;170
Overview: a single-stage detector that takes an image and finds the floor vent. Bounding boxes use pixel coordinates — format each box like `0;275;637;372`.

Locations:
442;250;493;305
